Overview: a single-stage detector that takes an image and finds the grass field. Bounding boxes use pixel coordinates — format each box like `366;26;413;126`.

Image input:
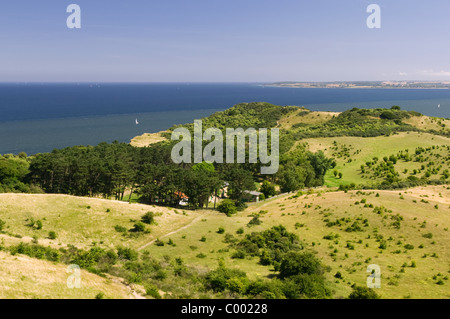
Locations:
0;185;449;299
143;185;450;299
302;132;450;187
0;194;205;250
0;251;143;299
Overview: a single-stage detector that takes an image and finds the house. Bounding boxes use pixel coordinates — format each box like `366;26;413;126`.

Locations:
174;191;189;206
243;190;262;203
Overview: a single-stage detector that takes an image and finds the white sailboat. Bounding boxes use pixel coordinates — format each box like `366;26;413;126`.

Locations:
438;104;440;108
135;118;139;125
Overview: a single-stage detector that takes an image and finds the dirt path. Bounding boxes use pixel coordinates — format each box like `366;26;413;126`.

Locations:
105;274;146;299
137;213;208;251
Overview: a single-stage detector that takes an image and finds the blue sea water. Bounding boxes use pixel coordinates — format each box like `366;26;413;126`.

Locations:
0;83;449;155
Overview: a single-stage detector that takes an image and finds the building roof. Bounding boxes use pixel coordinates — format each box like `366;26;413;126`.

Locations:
244;190;262;196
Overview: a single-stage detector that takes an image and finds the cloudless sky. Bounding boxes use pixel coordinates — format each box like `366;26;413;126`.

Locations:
0;0;449;82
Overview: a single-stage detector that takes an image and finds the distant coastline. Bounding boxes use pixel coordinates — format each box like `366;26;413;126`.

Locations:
264;81;450;89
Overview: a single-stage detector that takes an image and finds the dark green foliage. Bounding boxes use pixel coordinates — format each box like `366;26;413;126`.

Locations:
95;292;105;299
279;251;323;279
130;222;146;233
247;215;262;227
145;284;162;299
217;227;225;234
348;286;381;299
217;199;237;216
117;247;138;261
114;225;127;233
155;238;165;246
282;273;330;299
0;154;32;193
260;180;276;198
232;225;302;268
141;212;155;225
9;243;60;262
0;219;5;232
204;263;248;292
48;231;57;240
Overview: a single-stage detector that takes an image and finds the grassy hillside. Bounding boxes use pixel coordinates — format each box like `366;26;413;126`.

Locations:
0;186;448;299
0;194;205;250
302;132;450;187
142;185;450;299
0;251;142;299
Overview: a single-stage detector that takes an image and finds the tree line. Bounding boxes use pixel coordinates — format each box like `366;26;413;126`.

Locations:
23;139;332;208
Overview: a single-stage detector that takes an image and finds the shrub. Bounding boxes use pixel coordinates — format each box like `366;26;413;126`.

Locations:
348;286;380;299
130;222;146;233
260;180;277;198
217;227;225;234
196;253;207;259
279;251;322;279
0;219;5;232
95;292;105;299
231;250;246;259
114;225;127;233
145;284;162;299
247;216;262;227
117;247;138;261
404;244;414;250
141;212;155;225
217;199;237;216
48;231;57;240
36;220;43;230
422;233;433;239
236;227;244;235
155;239;164;246
200;236;206;242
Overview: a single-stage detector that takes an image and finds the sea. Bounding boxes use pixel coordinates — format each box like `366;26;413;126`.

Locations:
1;83;449;155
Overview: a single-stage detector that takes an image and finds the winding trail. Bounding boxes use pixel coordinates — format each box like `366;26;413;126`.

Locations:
137;213;208;251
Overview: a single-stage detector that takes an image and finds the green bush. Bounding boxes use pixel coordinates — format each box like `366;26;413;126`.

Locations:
0;219;5;232
114;225;127;233
217;199;237;216
231;250;246;259
95;292;105;299
130;222;146;233
117;247;138;261
217;227;225;234
348;286;380;299
260;180;277;198
141;212;155;225
48;231;57;240
279;251;322;279
247;215;262;227
145;284;162;299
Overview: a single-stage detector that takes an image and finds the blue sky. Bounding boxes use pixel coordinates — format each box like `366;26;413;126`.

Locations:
0;0;449;82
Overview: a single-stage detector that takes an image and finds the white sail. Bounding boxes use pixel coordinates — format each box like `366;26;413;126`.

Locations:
135;118;139;124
